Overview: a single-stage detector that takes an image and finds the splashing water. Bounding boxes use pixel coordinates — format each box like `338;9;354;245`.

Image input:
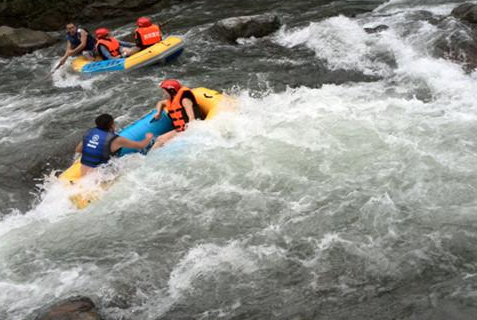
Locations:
1;0;477;319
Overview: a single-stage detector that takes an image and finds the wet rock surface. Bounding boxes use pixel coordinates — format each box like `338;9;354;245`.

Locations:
209;14;281;43
32;297;102;320
0;0;170;31
432;3;477;70
451;3;477;24
364;24;389;34
0;26;58;57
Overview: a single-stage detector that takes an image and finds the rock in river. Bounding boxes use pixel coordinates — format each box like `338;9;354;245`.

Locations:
32;296;102;320
209;14;281;43
0;26;58;57
451;3;477;24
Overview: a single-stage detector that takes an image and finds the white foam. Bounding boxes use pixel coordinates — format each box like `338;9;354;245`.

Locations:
276;16;392;76
0;81;119;148
375;0;471;16
0;161;123;239
167;242;258;300
236;36;259;45
51;60;107;90
0;265;94;318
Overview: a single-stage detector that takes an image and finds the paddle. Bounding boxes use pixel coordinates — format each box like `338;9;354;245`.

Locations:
49;60;64;75
41;52;67;79
159;18;173;28
42;66;59;80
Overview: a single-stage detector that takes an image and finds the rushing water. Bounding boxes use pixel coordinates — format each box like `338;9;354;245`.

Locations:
2;0;477;319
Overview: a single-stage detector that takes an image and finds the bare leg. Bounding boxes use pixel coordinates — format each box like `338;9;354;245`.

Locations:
151;130;178;149
82;50;94;61
122;46;141;57
80;164;95;176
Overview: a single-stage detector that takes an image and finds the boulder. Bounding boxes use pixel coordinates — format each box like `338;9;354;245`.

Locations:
434;34;477;71
209;14;281;43
429;5;477;70
432;17;477;71
0;25;58;57
364;24;389;34
0;0;168;31
32;296;102;320
451;3;477;24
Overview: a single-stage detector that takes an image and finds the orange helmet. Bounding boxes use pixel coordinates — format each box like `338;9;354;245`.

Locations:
95;28;110;39
160;79;181;92
136;17;152;28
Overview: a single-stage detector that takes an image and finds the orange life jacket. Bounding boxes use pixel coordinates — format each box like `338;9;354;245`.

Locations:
166;87;194;132
95;37;121;58
135;24;162;47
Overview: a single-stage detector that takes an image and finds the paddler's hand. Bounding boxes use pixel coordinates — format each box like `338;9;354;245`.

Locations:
154;111;161;120
54;56;67;71
66;49;75;57
145;133;154;141
73;152;81;161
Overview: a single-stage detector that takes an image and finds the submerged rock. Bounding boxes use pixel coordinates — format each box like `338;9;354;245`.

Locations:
451;3;477;24
0;26;58;57
364;24;389;34
209;14;281;43
32;296;102;320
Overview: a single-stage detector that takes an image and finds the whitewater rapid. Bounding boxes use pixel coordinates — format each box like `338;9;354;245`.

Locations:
1;0;477;319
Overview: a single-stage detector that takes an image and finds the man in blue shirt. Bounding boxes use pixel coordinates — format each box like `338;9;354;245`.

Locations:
75;114;153;176
57;22;96;68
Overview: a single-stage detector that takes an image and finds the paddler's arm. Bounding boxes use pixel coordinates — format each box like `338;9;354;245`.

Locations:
119;40;134;48
154;100;167;119
69;29;88;56
75;141;83;153
98;45;119;60
110;133;154;152
57;41;73;68
182;98;195;124
119;41;135;57
73;141;83;161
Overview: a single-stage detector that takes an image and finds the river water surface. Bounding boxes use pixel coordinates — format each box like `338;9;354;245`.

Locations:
1;0;477;319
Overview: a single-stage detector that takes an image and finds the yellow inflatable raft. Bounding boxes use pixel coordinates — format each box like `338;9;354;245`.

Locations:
71;36;184;73
59;87;235;209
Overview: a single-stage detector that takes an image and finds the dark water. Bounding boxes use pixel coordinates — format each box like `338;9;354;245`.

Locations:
1;0;477;319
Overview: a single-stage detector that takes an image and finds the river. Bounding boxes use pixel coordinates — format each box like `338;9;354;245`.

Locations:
1;0;477;319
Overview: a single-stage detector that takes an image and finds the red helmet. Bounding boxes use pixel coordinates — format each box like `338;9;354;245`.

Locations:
95;28;110;39
136;17;152;28
160;79;181;92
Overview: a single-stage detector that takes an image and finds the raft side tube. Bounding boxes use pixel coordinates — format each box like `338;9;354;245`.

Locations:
192;87;236;119
118;109;173;156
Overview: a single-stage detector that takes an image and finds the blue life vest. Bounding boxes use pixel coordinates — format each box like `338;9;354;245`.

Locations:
66;27;96;51
81;128;118;168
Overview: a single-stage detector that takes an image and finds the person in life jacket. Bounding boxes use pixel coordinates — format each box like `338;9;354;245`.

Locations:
94;28;134;60
151;79;205;149
74;114;154;176
57;22;96;68
122;17;163;56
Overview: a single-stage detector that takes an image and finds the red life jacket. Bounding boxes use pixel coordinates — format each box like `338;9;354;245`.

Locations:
135;24;162;47
95;37;121;58
166;87;194;132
